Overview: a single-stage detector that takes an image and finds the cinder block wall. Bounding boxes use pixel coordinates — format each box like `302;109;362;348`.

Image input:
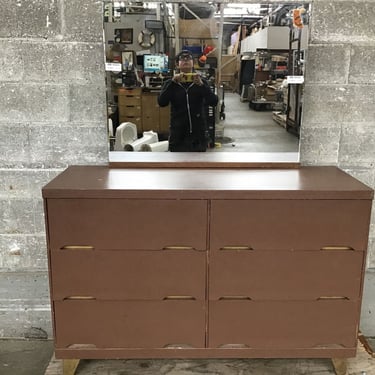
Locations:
0;0;374;338
300;0;375;334
0;0;108;338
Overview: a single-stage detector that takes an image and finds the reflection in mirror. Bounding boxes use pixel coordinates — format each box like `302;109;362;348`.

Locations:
103;1;310;156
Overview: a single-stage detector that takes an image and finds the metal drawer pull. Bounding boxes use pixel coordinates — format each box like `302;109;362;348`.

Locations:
163;296;196;300
163;246;195;250
218;343;250;349
60;245;94;250
163;343;194;349
219;296;252;300
67;344;97;349
220;246;253;251
317;296;349;300
64;296;96;300
320;246;354;251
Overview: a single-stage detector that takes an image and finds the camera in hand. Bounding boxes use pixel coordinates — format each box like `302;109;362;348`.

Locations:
180;73;196;83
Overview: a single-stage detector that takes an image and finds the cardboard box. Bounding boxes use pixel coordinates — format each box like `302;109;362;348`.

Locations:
179;19;218;38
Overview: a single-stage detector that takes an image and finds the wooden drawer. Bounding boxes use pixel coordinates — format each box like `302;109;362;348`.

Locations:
118;87;142;97
119;105;142;117
118;115;142;129
210;200;371;251
46;199;207;250
142;115;159;132
209;251;364;300
118;96;141;106
54;300;206;349
50;249;206;300
159;105;170;133
208;300;359;349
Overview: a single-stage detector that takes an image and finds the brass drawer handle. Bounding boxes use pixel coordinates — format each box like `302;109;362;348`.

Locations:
220;246;253;251
219;296;252;300
163;343;194;349
218;343;250;349
162;246;195;250
163;296;196;300
60;245;94;250
67;344;97;349
317;296;349;300
320;246;354;251
64;296;96;300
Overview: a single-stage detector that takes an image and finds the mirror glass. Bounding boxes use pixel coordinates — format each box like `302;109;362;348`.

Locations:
103;1;310;155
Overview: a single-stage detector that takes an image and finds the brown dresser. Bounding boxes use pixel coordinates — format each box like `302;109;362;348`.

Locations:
42;165;373;371
117;88;170;134
142;91;170;133
117;87;142;130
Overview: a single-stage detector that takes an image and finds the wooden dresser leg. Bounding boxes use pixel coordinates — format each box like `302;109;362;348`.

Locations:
63;359;80;375
331;358;347;375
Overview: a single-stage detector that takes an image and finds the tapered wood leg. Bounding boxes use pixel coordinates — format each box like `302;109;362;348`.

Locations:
63;359;80;375
331;358;347;375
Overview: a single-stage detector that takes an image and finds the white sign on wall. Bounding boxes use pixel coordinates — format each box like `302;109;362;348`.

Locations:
105;62;122;72
287;75;304;84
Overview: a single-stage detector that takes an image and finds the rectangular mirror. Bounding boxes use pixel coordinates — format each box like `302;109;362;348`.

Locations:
103;1;310;158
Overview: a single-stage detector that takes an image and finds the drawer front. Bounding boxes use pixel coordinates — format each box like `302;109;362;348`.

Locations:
209;251;364;300
54;300;206;349
118;96;141;106
142;115;159;132
118;115;142;128
119;105;142;117
118;88;142;97
46;199;207;250
51;250;206;300
209;300;359;349
141;96;159;115
210;200;371;251
159;106;170;133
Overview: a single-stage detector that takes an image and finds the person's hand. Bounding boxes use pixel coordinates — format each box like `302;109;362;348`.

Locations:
172;73;183;83
193;74;203;86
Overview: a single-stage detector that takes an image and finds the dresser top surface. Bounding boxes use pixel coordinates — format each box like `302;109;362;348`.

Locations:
42;166;373;200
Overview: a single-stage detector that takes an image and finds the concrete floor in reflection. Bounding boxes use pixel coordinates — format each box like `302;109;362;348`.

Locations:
209;92;299;153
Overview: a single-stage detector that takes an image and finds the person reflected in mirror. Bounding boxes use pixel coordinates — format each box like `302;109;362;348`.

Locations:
158;50;218;152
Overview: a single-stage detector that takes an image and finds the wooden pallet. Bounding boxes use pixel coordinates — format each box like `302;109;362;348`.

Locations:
45;338;375;375
273;111;287;128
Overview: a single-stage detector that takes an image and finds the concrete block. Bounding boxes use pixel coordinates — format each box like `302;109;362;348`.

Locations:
349;45;375;84
0;272;49;301
21;42;105;84
28;124;108;168
311;2;375;43
69;84;107;122
0;199;36;235
360;268;375;336
367;238;375;269
0;41;23;81
0;302;52;338
0;0;60;38
305;44;350;84
339;123;375;166
0;123;30;168
0;84;69;122
302;85;375;124
302;85;351;124
0;235;48;271
0;168;62;199
64;0;103;42
34;199;46;234
299;126;340;165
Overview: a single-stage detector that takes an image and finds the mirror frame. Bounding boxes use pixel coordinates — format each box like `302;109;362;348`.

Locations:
106;0;311;168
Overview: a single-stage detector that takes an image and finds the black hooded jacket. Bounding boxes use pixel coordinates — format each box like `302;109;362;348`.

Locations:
158;78;218;152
